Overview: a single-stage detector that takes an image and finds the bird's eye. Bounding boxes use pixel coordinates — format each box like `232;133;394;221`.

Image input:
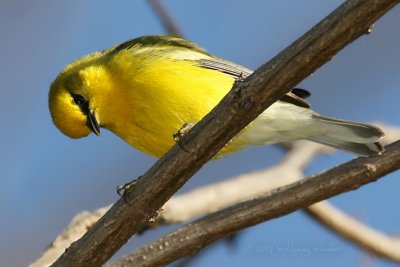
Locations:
71;93;86;107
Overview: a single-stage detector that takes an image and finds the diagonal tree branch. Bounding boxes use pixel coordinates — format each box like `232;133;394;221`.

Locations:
51;1;399;266
109;141;400;267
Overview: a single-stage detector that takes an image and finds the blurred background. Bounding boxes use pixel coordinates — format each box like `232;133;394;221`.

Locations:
1;1;399;266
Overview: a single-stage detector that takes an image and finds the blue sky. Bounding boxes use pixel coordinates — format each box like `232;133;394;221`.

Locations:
1;1;399;266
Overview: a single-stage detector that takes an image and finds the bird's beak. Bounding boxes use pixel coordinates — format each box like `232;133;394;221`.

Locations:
87;111;101;136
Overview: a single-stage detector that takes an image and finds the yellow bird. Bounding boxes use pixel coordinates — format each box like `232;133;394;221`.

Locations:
49;35;384;158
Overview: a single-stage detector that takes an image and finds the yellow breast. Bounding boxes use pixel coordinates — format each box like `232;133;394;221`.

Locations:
101;52;235;157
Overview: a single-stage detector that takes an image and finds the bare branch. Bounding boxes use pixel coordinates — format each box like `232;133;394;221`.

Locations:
31;126;400;266
50;1;399;266
156;141;325;225
109;140;400;266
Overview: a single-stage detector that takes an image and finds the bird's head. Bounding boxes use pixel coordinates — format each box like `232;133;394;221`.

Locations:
49;53;106;139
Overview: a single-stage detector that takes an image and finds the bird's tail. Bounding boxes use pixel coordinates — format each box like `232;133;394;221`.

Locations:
307;115;384;157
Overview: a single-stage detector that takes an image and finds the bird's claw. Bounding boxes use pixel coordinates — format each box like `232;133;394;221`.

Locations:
173;123;194;152
117;176;142;198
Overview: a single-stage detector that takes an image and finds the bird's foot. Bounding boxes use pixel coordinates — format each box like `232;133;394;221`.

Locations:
173;122;194;152
117;176;142;198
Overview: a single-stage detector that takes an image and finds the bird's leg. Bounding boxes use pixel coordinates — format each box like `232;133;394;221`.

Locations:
231;72;245;99
237;72;245;82
173;122;194;141
173;122;194;152
117;176;142;198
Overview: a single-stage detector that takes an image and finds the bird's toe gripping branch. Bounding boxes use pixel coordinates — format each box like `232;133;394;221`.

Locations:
116;176;142;199
173;122;194;152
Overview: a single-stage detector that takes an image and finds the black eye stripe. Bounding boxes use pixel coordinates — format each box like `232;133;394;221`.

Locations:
71;93;86;108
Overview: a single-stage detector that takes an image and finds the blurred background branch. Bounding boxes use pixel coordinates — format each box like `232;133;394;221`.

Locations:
148;0;184;38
